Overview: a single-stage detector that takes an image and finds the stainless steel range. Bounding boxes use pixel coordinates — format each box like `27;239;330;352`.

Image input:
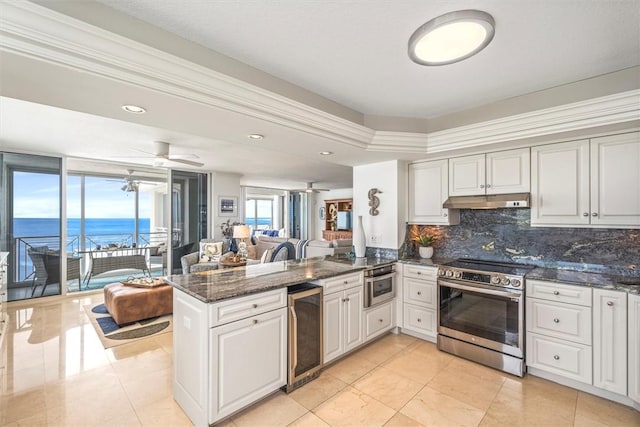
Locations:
437;259;533;377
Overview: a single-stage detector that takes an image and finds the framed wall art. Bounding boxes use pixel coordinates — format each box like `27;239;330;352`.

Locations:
218;196;237;216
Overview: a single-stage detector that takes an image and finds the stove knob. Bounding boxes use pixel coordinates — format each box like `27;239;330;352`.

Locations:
490;276;501;285
445;270;453;278
512;279;521;287
438;269;445;276
454;271;462;279
501;277;511;286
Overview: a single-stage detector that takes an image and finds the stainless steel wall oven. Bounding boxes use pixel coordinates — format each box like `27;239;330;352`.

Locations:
437;260;532;377
364;263;396;308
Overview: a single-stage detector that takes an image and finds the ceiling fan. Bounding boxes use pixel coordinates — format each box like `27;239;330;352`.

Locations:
121;141;204;167
121;169;139;192
291;182;330;193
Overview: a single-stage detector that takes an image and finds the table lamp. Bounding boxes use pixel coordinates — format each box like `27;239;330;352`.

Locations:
233;225;251;259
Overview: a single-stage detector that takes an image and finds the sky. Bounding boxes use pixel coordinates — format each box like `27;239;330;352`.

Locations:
13;172;153;218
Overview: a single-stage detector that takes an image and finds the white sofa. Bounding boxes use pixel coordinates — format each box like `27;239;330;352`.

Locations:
254;235;352;260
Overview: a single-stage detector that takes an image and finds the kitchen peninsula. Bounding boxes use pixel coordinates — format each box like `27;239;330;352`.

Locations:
166;257;369;426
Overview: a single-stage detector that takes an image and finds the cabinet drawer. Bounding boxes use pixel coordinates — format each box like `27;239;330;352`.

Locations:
403;278;435;309
527;332;592;384
364;302;393;341
320;272;363;294
403;264;437;281
526;280;592;306
526;298;592;344
403;304;436;337
209;289;287;327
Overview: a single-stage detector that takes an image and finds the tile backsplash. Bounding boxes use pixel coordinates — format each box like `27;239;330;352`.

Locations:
400;209;639;276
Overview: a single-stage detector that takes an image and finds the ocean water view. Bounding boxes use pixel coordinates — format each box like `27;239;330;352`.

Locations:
14;218;151;239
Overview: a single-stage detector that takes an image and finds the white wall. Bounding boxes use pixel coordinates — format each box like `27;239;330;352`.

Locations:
312;188;353;240
353;160;406;250
211;172;242;240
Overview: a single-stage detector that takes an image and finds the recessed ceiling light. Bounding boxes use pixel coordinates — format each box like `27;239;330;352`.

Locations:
122;104;146;114
319;151;333;155
408;10;495;66
248;134;264;140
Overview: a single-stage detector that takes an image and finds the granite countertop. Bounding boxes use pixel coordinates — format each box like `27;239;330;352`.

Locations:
527;267;640;295
325;254;398;268
166;257;367;303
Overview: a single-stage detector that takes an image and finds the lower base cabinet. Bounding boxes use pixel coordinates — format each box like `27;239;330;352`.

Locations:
323;284;363;364
364;301;394;341
628;293;640;404
173;288;287;426
401;264;437;341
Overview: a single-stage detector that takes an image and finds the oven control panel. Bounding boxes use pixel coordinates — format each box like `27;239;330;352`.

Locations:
438;267;522;289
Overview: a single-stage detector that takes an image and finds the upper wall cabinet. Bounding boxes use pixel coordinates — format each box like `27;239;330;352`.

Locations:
531;131;640;227
448;148;530;196
408;160;460;225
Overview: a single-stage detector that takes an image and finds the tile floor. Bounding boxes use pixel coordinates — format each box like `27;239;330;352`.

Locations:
1;294;639;426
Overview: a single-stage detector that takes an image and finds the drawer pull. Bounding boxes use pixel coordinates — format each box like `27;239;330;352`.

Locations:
417;291;422;296
252;304;258;309
417;318;422;322
416;272;422;275
344;280;348;284
607;301;614;306
553;291;560;295
583;212;589;217
553;318;560;323
554;355;560;360
378;318;383;323
592;212;598;217
253;319;258;324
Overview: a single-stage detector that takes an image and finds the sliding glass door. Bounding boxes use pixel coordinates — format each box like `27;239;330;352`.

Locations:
0;152;62;301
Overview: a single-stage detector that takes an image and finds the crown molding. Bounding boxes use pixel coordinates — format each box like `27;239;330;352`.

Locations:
426;90;640;153
1;1;638;157
0;1;374;149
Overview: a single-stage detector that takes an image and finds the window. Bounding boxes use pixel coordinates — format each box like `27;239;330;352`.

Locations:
245;198;274;230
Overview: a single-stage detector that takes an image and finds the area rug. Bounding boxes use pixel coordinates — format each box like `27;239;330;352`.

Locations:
84;303;172;349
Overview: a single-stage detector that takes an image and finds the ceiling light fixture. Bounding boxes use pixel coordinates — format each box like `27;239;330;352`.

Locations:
408;10;495;66
121;104;146;114
319;151;333;155
248;134;264;140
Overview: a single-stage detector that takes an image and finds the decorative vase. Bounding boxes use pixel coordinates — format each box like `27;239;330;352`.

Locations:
419;246;434;259
354;215;366;258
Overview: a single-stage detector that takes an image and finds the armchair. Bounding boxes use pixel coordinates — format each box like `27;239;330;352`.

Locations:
181;239;231;274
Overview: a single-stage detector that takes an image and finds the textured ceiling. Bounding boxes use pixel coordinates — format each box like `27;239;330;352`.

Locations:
96;0;640;119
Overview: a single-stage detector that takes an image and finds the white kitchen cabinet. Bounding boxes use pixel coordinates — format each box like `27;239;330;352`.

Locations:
364;300;394;341
210;307;287;420
319;273;364;364
173;288;287;426
593;289;627;395
590;132;640;226
449;148;530;196
531;132;640;227
629;293;640;404
408;159;459;225
526;280;593;385
401;264;437;342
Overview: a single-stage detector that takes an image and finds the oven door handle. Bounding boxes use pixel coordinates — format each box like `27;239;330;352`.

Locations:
365;272;396;283
438;279;522;300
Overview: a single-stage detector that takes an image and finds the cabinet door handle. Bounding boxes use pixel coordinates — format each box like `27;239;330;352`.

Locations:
378;318;383;323
480;184;485;188
583;212;589;217
486;184;492;188
253;319;258;324
607;301;614;306
443;213;448;217
554;355;560;360
553;291;560;295
344;280;348;284
417;318;422;322
553;318;560;323
417;291;422;295
345;297;350;302
416;272;421;275
592;212;598;217
252;303;258;309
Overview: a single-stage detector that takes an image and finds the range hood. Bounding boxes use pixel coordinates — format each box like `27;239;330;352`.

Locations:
443;193;530;209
